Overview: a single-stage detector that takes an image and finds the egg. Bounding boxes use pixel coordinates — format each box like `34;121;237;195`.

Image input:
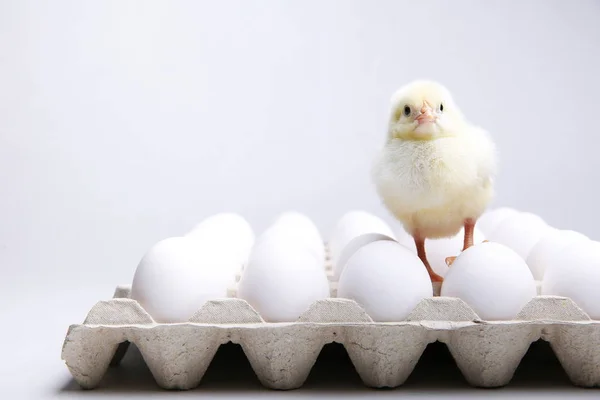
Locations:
130;237;229;323
526;229;589;280
237;233;330;322
186;212;255;269
423;227;486;278
477;207;519;236
542;240;600;319
486;212;550;260
268;211;325;263
333;232;397;280
441;242;537;320
337;240;433;322
329;211;396;279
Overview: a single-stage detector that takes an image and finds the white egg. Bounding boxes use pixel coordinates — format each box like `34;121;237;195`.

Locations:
333;232;397;280
477;207;519;236
425;227;486;278
329;211;395;261
542;240;600;319
337;240;433;322
269;211;325;263
186;212;255;269
130;237;229;323
329;211;396;279
237;233;330;322
192;242;243;287
486;212;550;260
526;229;589;280
441;242;537;320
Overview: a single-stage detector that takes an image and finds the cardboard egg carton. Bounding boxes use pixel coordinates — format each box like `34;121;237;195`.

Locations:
62;274;600;391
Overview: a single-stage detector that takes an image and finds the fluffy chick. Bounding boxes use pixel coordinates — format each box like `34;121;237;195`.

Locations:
372;80;497;282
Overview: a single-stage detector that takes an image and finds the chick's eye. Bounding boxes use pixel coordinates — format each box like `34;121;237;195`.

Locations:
403;105;411;117
440;103;444;112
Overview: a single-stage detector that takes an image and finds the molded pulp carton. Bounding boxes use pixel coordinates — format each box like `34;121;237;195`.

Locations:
61;253;600;390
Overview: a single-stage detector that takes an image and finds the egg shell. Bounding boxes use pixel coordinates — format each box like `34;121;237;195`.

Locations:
329;211;396;273
486;212;550;260
477;207;519;236
237;234;330;322
401;227;486;278
333;232;397;280
192;242;243;286
186;212;255;268
269;211;325;263
441;242;537;320
526;229;589;280
337;240;433;322
256;224;324;266
541;240;600;319
130;237;229;323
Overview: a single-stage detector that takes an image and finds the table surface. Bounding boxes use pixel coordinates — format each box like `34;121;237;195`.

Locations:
2;283;599;400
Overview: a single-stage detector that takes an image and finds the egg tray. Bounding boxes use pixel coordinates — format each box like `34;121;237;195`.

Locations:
62;276;600;391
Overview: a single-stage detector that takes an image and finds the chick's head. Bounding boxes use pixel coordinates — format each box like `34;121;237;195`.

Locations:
388;80;466;141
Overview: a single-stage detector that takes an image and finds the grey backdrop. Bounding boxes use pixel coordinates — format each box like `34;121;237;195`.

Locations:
1;1;599;398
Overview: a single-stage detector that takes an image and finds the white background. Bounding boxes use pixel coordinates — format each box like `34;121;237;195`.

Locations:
1;1;599;398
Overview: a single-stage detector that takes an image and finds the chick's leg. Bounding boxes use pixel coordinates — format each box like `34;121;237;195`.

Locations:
446;218;477;266
414;235;444;282
462;218;475;251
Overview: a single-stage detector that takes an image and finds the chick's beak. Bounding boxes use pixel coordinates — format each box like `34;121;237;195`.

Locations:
416;103;436;125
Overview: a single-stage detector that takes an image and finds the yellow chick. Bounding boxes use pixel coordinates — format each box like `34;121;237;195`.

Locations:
372;80;497;282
